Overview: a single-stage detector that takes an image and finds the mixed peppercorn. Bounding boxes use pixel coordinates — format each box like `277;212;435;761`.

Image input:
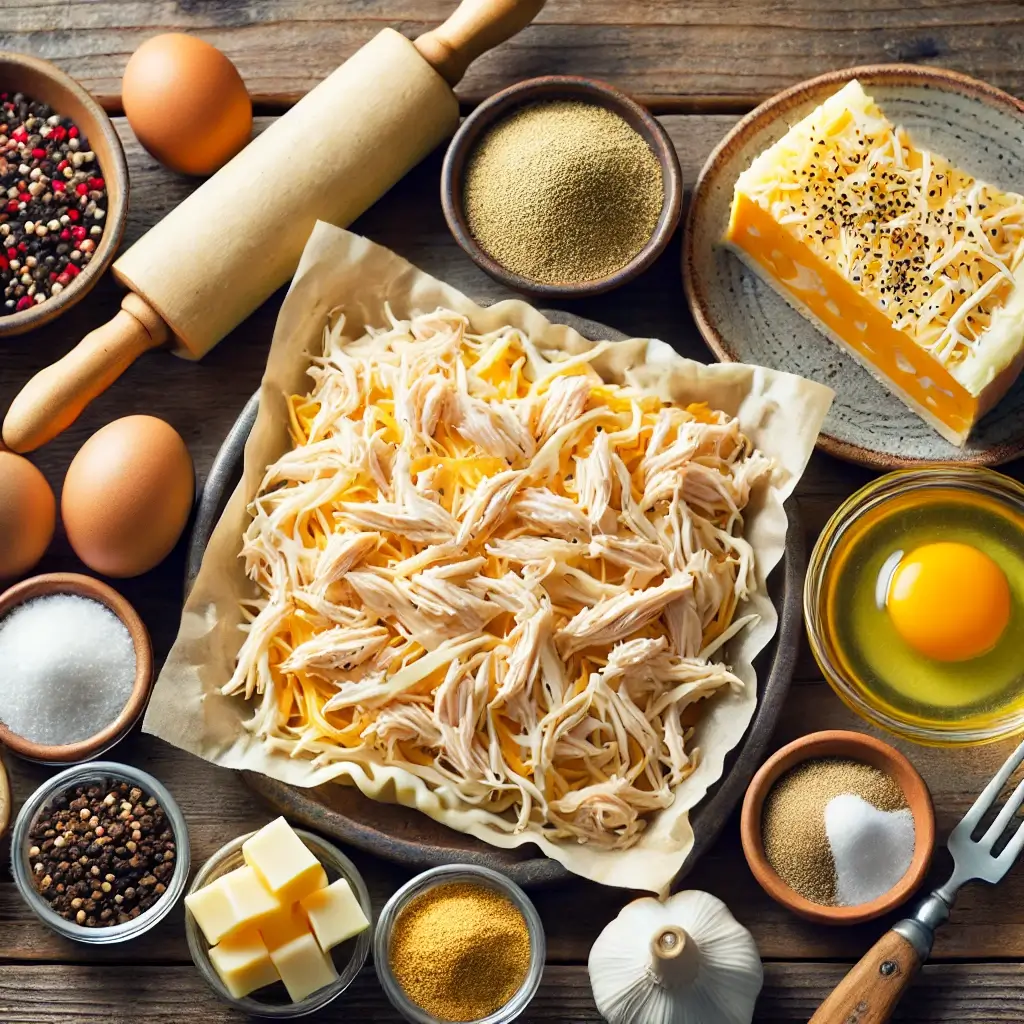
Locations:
0;91;107;315
28;779;177;928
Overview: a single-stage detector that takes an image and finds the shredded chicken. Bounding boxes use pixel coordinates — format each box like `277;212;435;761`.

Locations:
226;307;773;849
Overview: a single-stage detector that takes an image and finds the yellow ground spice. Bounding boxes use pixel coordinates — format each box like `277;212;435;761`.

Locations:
761;757;907;905
389;881;531;1022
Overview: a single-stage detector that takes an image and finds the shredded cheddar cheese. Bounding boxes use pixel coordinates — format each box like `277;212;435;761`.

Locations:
225;307;772;849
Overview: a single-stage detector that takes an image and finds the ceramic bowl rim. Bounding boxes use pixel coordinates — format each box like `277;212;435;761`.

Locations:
739;729;935;925
0;572;154;763
441;74;682;299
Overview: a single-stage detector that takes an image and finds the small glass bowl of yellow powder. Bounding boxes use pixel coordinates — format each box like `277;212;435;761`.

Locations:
374;864;545;1023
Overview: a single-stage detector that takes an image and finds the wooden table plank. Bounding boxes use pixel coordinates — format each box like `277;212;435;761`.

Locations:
3;1;1023;111
4;684;1024;965
0;963;1022;1021
3;93;1024;1024
4;112;1024;978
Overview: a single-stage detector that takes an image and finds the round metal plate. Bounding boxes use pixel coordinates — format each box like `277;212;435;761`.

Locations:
187;311;803;887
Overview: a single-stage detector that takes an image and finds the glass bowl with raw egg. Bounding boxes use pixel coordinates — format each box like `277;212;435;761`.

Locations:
805;467;1024;746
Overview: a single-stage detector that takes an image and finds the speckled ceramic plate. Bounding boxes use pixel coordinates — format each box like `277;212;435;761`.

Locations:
684;65;1024;468
187;311;804;888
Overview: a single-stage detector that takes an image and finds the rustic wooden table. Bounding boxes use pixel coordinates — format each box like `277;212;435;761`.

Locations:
3;3;1024;1021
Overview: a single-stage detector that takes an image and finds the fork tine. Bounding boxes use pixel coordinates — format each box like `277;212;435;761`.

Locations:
997;818;1024;869
957;735;1024;834
981;773;1024;849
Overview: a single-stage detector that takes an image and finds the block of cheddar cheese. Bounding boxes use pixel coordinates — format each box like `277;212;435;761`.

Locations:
725;80;1024;446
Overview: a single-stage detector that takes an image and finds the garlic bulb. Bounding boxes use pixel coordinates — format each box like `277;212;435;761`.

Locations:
588;890;763;1024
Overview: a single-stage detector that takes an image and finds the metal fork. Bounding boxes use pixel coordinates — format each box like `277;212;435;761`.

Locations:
809;735;1024;1024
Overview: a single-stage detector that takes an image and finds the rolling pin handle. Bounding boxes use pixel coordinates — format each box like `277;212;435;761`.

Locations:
415;0;546;86
2;294;169;453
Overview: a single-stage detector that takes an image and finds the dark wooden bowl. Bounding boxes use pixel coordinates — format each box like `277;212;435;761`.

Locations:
0;573;153;763
740;730;935;925
0;53;129;338
441;75;682;299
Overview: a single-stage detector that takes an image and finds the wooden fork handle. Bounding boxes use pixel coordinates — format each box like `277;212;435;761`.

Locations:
808;930;922;1024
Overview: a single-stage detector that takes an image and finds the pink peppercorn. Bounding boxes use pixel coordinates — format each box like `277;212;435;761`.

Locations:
15;296;33;311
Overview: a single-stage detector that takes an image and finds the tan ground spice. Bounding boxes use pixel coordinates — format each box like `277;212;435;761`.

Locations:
389;881;531;1021
463;100;663;285
761;757;907;905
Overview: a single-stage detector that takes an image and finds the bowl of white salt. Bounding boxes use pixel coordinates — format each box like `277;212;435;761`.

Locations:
0;573;152;763
740;730;935;925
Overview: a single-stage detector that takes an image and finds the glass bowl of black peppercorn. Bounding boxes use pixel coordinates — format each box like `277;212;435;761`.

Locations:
10;761;190;944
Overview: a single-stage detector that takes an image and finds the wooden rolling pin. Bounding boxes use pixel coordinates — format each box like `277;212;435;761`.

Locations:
3;0;545;452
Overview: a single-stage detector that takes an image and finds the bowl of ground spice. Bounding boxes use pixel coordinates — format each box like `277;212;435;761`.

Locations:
375;864;545;1023
442;76;681;298
740;730;935;925
0;53;128;336
10;761;189;943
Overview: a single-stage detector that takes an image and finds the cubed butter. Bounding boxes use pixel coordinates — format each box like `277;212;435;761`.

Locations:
243;817;327;904
259;902;313;952
185;866;282;945
269;930;339;1003
209;928;281;1000
300;878;369;952
185;876;236;946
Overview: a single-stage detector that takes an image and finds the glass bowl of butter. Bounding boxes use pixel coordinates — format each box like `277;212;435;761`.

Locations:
184;818;372;1017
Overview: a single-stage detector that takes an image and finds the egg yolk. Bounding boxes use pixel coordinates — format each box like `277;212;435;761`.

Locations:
886;542;1011;662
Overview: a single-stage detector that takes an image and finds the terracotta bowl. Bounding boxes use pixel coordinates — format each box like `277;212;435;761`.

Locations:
0;52;129;337
0;752;10;838
0;573;153;763
441;75;682;299
740;730;935;925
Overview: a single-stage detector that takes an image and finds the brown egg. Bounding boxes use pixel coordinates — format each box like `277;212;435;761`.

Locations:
122;33;252;176
62;416;194;578
0;452;56;580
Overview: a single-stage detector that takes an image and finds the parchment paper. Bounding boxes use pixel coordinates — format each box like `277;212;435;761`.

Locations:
145;222;833;892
